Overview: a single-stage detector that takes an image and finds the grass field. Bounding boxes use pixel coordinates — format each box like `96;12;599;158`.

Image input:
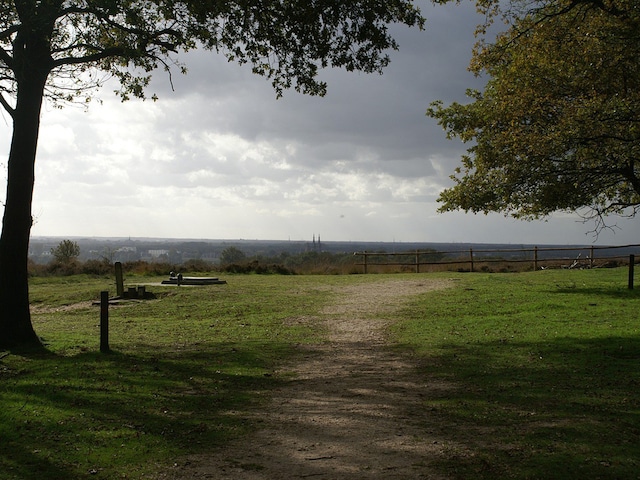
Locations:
1;268;639;479
390;268;640;478
2;274;340;479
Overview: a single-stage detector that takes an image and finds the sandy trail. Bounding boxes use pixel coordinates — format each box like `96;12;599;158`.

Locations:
165;279;454;479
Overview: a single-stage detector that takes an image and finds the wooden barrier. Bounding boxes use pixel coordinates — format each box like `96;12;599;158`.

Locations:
354;244;640;274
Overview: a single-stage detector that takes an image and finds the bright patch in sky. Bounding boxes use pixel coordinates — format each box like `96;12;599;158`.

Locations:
1;1;638;245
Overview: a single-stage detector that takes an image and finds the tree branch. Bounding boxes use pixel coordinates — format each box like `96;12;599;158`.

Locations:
0;46;13;68
0;91;15;117
0;24;20;41
51;46;131;68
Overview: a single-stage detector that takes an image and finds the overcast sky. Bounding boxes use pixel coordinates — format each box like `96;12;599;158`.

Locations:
1;1;638;246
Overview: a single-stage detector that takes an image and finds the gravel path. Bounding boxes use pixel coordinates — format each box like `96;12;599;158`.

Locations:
164;278;454;479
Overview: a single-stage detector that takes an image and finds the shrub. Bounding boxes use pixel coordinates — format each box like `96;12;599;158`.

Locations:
122;261;176;276
80;259;113;276
46;260;82;276
221;261;294;275
182;259;215;272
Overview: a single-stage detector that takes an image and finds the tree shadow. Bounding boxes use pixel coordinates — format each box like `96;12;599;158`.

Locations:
407;334;640;478
0;341;291;479
549;284;640;299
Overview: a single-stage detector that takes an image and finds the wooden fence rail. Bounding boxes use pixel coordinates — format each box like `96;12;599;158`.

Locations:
354;244;640;274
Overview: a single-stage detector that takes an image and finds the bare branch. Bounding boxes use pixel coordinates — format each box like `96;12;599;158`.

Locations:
51;46;131;68
0;46;13;68
0;24;20;41
0;91;14;117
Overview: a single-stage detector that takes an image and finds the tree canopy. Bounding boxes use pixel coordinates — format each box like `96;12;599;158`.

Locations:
220;246;246;265
0;0;425;349
50;239;81;263
428;0;640;231
0;0;425;105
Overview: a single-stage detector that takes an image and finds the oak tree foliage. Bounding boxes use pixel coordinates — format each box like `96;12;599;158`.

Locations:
428;0;640;231
0;0;424;348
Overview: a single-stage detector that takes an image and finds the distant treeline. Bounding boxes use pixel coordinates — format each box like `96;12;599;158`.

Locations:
28;248;370;276
31;242;636;277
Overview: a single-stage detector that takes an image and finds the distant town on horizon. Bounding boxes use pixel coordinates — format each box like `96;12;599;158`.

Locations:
28;235;629;266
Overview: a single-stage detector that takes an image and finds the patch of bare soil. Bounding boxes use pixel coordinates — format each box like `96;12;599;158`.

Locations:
30;301;95;314
164;278;460;479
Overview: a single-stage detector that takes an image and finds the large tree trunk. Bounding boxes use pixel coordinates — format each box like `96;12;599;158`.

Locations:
0;69;48;350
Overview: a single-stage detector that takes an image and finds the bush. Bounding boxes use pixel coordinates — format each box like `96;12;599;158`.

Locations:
122;260;176;276
221;261;294;275
28;259;47;277
46;260;82;276
80;259;113;275
181;259;215;272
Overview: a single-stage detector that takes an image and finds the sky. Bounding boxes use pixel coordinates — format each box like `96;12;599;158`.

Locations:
1;1;639;246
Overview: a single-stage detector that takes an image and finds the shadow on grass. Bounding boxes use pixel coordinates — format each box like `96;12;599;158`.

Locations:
0;342;290;479
409;335;640;479
550;284;640;299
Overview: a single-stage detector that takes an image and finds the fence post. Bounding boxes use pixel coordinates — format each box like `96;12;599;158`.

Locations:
590;246;595;269
469;248;474;272
534;246;538;271
114;262;124;297
363;251;368;274
415;250;420;273
100;291;110;353
629;255;635;290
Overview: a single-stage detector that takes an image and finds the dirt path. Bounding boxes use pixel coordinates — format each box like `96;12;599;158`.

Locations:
166;278;454;479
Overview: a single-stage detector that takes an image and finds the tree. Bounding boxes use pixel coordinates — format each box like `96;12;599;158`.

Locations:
0;1;424;349
50;239;80;263
428;0;640;231
219;246;246;266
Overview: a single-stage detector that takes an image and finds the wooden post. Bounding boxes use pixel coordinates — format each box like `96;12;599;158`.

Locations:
363;251;368;274
629;255;635;290
415;250;420;274
469;248;474;272
100;291;110;353
590;246;594;269
534;246;538;271
114;262;124;297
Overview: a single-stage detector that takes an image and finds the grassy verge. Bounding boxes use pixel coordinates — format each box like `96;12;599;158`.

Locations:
3;269;639;479
390;268;640;479
1;274;336;479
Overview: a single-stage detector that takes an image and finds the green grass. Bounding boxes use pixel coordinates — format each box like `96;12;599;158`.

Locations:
1;274;336;479
390;268;640;479
2;269;640;479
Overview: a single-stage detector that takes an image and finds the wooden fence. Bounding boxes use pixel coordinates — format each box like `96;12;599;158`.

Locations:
354;244;640;274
